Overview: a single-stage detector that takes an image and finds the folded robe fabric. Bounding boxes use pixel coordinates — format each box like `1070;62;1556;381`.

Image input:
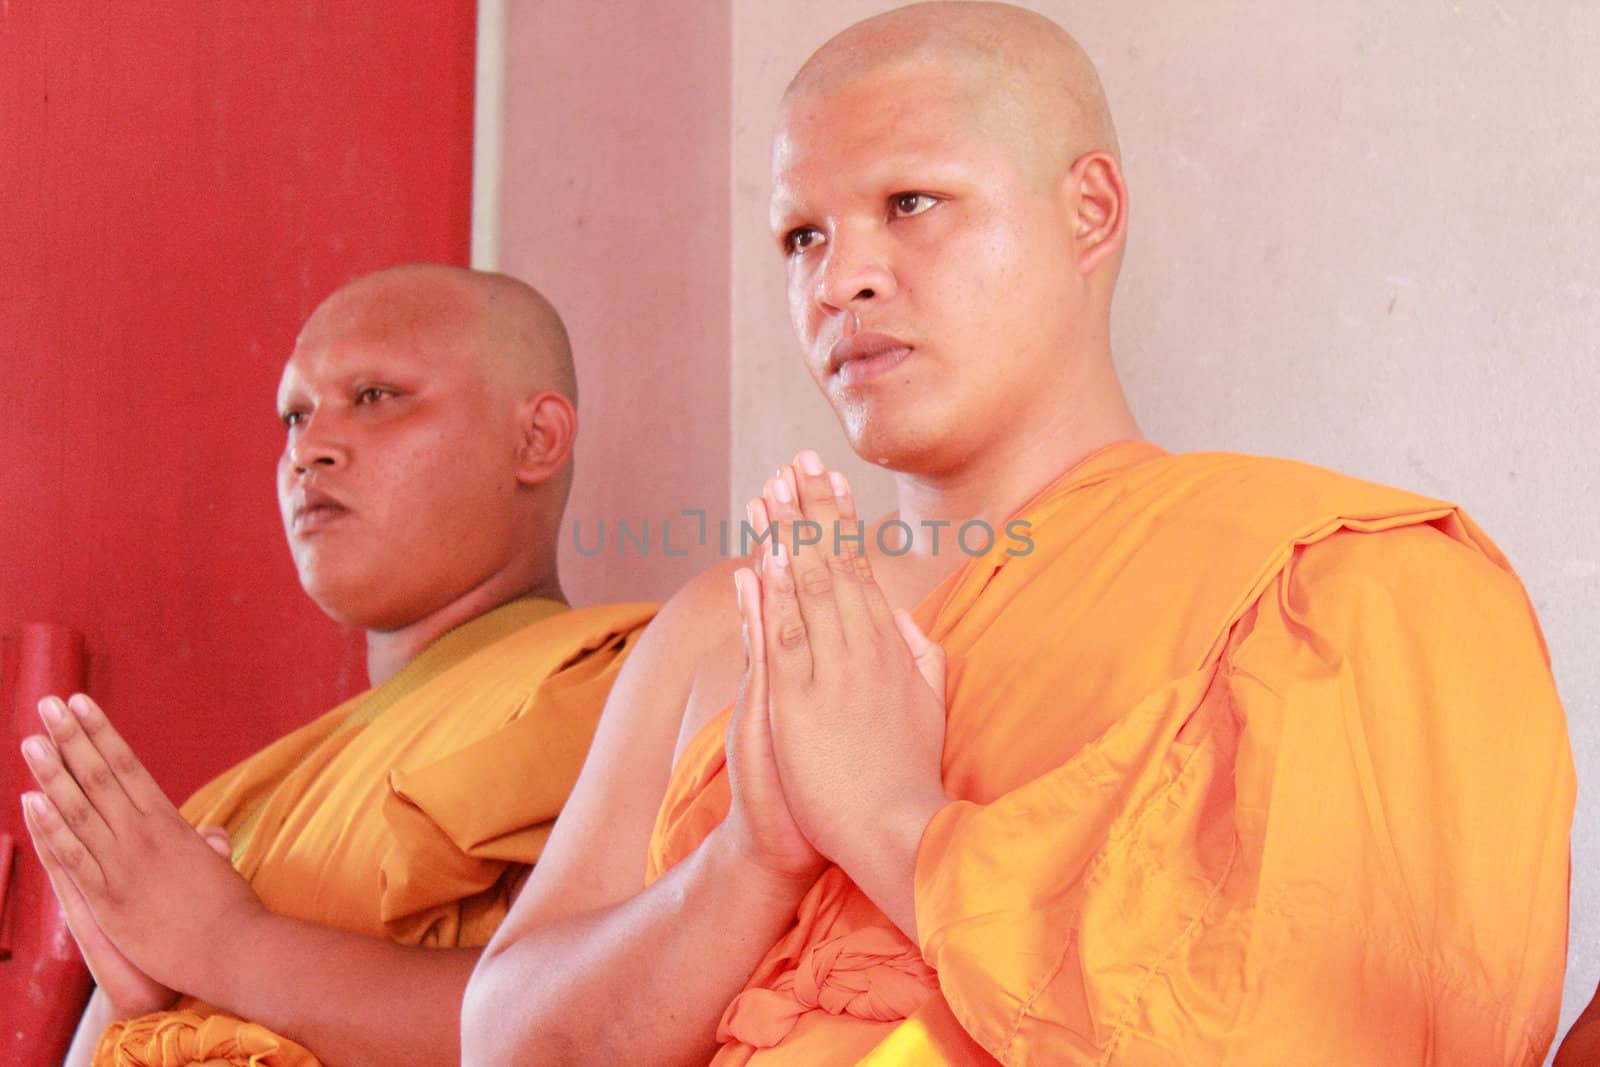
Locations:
95;597;657;1067
646;441;1574;1066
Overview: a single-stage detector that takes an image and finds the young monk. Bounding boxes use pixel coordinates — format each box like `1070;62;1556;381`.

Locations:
463;4;1573;1063
19;264;654;1067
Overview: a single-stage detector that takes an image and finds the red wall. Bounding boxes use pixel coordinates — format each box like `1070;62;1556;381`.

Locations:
0;2;477;802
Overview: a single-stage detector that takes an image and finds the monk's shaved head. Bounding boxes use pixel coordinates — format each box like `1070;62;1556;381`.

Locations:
785;1;1117;185
279;264;581;632
302;263;578;408
771;2;1136;475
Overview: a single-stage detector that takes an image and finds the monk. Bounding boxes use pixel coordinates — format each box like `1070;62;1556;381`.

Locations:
463;4;1574;1063
18;264;655;1066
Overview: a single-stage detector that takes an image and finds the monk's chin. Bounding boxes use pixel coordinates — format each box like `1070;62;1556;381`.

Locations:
297;575;401;632
836;413;944;476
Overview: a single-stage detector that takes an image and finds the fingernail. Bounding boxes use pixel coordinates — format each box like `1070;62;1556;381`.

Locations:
21;737;46;762
772;542;789;569
38;698;63;724
829;471;848;497
774;474;794;504
798;450;824;476
734;572;744;611
68;694;92;718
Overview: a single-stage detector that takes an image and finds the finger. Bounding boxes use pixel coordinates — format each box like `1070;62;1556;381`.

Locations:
727;568;769;771
26;800;118;958
64;694;168;815
22;794;160;1004
766;465;845;652
20;732;117;857
746;496;773;569
796;451;884;632
736;566;767;676
792;450;845;541
826;467;897;634
197;826;233;860
21;790;108;896
35;696;135;829
894;610;948;698
761;540;814;687
762;473;795;569
753;477;785;573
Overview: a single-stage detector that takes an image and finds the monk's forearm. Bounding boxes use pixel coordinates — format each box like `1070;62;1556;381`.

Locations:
835;791;950;943
194;910;479;1067
463;824;812;1067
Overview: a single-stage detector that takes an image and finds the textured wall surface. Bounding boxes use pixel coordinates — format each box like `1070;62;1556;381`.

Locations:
498;0;733;606
0;1;477;802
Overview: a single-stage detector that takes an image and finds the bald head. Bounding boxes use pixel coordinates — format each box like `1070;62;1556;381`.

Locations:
786;2;1117;185
302;263;577;408
278;264;580;633
770;3;1135;475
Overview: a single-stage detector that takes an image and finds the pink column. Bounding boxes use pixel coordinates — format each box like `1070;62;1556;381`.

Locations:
499;2;733;605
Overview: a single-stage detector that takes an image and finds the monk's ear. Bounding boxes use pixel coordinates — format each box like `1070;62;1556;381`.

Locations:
513;391;577;487
1064;151;1127;277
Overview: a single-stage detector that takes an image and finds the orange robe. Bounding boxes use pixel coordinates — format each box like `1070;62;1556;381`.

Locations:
648;441;1574;1065
96;597;656;1067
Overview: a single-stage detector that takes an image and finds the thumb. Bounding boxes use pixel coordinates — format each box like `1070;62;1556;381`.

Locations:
894;610;946;697
197;825;232;859
728;569;769;750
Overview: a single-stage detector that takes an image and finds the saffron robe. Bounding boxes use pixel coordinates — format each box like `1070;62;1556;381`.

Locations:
96;597;656;1067
647;441;1574;1066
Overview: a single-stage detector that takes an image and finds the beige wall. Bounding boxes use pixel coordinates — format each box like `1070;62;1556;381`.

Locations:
503;0;1599;1045
497;0;732;606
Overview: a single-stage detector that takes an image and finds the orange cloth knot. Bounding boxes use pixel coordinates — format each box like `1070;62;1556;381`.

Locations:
94;1007;321;1066
719;926;937;1049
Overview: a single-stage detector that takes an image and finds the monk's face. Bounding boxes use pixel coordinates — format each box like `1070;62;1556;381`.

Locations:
772;63;1084;468
275;285;524;631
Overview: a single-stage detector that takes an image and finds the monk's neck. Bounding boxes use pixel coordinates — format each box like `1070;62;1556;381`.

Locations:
363;568;566;686
893;389;1141;547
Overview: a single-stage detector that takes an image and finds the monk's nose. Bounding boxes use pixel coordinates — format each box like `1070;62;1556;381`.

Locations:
287;420;346;473
815;231;895;313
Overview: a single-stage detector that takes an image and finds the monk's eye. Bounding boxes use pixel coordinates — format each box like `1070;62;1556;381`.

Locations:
280;409;307;431
889;193;938;219
783;227;824;256
354;386;392;406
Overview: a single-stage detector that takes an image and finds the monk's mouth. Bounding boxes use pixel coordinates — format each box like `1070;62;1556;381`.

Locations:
834;345;912;387
293;504;350;535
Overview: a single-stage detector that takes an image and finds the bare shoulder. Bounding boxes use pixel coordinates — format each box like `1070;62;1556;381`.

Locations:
498;557;747;929
606;554;748;759
648;555;747;675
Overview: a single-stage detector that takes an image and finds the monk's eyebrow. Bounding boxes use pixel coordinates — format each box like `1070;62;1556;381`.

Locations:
769;189;807;232
275;378;304;413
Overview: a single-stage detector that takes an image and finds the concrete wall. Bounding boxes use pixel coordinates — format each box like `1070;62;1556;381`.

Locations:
496;0;732;606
